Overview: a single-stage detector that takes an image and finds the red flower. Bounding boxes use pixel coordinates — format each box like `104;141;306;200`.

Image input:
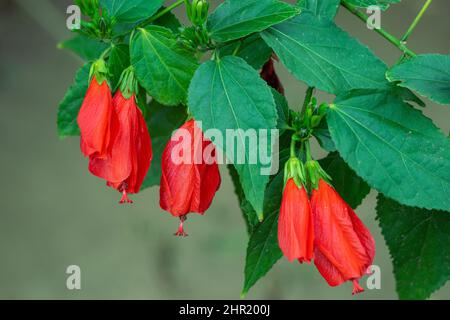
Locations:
311;179;375;295
260;58;285;95
89;91;152;203
160;119;221;236
77;75;114;159
278;178;314;263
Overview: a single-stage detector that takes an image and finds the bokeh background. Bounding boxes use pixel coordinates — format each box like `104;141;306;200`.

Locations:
0;0;449;299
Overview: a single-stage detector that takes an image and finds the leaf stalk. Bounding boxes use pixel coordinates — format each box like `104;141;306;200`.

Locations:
341;1;416;57
401;0;433;43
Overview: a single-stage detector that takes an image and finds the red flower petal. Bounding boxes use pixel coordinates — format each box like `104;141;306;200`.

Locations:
311;179;375;289
160;120;221;217
89;91;152;198
77;77;114;159
278;178;314;263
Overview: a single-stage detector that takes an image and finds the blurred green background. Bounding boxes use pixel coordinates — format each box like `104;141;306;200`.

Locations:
0;0;449;299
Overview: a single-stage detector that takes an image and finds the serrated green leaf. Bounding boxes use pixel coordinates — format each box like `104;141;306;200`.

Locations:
271;89;290;134
344;0;401;11
108;43;130;90
208;0;300;43
188;56;277;217
242;206;282;297
241;152;291;296
376;194;450;299
228;165;260;234
387;54;450;105
261;13;388;95
328;89;450;211
141;100;187;189
297;0;340;20
131;26;198;106
57;63;91;138
394;87;426;108
319;152;370;208
313;119;336;152
152;7;181;34
58;35;109;61
100;0;164;24
219;34;273;70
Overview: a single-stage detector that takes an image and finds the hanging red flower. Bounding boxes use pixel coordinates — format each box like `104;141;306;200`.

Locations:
160;119;221;236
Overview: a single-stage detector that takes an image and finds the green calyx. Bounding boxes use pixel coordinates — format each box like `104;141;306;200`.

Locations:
186;0;209;26
118;66;139;99
89;58;109;85
305;160;331;190
284;157;306;189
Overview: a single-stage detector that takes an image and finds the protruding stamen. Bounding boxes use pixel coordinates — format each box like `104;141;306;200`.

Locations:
174;215;188;237
352;279;364;295
119;188;133;204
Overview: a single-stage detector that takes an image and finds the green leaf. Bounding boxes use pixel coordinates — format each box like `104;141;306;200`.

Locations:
188;56;278;217
297;0;340;20
313;119;336;152
152;7;182;34
319;152;370;208
261;13;388;95
241;153;289;296
228;165;260;234
271;89;290;134
387;54;450;105
58;35;109;61
219;34;273;70
242;205;282;297
141;100;187;189
207;0;300;43
344;0;401;11
100;0;164;23
395;87;426;108
328;89;450;211
131;26;198;106
57;63;91;138
376;194;450;300
108;43;130;90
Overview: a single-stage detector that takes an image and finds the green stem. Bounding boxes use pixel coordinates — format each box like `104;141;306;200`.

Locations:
304;140;312;162
99;46;112;59
300;87;314;116
290;136;297;158
232;40;243;56
401;0;433;42
341;1;416;57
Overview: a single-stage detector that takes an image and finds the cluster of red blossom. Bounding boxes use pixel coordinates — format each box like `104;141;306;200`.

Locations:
77;58;375;295
77;59;220;235
278;158;375;295
260;58;375;295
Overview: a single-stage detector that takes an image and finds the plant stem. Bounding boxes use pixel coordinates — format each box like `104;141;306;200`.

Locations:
300;87;314;117
341;1;416;57
401;0;433;42
99;46;112;59
304;140;312;162
290;137;297;158
232;40;243;56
